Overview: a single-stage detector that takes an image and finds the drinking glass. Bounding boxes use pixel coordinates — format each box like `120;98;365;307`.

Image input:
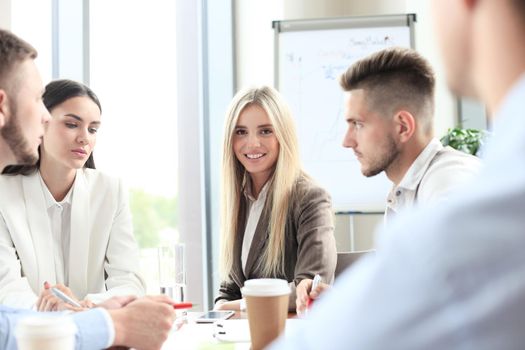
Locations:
158;243;186;302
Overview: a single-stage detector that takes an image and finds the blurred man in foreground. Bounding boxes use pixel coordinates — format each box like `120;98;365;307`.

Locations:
273;1;525;348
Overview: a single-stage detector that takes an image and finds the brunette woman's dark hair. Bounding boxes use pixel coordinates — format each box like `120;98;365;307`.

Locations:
2;79;101;175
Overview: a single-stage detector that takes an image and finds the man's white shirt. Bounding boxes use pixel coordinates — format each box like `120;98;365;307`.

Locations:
385;138;481;223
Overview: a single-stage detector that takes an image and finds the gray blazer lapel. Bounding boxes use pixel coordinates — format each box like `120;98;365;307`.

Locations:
68;169;90;297
231;199;247;284
243;203;271;277
22;173;56;285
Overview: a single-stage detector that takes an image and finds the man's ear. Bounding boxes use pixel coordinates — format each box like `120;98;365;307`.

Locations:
464;0;478;10
0;89;8;129
393;110;416;144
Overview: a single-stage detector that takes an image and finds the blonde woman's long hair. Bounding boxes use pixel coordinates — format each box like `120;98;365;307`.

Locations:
219;86;302;280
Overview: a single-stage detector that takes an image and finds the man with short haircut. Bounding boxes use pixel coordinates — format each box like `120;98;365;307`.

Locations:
340;47;480;223
296;48;482;314
0;28;175;350
0;27;48;167
272;0;525;348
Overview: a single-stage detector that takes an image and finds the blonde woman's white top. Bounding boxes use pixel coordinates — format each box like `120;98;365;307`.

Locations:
241;180;271;274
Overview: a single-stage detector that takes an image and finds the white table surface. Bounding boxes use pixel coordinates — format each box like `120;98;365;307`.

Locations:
162;312;302;349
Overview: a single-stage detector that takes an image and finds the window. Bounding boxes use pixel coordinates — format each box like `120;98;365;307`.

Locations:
89;0;178;293
11;0;53;83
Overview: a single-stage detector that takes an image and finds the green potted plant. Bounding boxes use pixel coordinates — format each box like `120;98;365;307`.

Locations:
440;127;489;156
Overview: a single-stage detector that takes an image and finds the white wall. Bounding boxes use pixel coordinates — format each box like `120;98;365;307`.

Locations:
289;0;405;17
0;0;11;29
235;0;457;135
234;0;282;89
405;0;457;136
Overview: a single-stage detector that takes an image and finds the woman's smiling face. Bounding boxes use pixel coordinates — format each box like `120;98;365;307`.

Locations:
232;104;280;185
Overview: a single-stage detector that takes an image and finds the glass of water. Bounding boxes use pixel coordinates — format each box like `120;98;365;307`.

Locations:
158;243;186;302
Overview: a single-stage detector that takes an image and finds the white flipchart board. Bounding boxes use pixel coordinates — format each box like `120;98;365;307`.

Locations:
274;14;416;211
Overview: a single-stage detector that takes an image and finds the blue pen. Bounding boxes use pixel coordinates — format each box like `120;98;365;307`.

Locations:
51;287;82;308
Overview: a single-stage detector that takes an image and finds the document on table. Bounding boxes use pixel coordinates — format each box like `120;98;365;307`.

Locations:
214;319;303;343
163;315;302;349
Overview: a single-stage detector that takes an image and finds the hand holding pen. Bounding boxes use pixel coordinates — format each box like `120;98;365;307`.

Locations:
296;274;331;316
36;282;84;312
51;287;83;308
306;274;322;309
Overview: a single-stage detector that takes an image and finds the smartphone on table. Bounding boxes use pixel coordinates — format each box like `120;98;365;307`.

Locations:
195;310;235;323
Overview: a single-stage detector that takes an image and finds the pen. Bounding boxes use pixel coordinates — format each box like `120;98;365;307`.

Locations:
307;274;322;308
51;287;82;308
173;302;196;309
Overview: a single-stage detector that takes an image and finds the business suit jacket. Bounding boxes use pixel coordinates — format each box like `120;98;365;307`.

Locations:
216;175;337;311
0;169;145;308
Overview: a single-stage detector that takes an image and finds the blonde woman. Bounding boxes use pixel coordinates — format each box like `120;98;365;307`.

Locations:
215;86;337;311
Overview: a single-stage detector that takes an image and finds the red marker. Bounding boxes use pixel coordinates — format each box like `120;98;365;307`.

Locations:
173;302;195;309
306;298;314;308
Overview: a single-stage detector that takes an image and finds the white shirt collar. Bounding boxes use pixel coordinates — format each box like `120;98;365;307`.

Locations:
396;138;443;191
39;171;74;209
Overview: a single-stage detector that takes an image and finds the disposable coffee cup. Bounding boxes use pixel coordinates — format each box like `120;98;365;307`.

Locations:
16;316;77;350
241;278;291;350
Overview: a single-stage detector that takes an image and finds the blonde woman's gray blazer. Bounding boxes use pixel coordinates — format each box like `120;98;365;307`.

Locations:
216;175;337;311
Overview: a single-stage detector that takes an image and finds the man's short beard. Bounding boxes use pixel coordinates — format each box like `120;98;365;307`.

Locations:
362;136;400;178
0;100;38;165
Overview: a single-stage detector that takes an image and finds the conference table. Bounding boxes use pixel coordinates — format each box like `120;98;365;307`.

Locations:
161;311;300;349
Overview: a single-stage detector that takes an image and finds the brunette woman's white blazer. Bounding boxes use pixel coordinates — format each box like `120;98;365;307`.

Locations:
0;168;145;308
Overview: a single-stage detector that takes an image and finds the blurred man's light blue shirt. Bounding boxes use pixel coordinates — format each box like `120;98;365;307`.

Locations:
0;305;110;350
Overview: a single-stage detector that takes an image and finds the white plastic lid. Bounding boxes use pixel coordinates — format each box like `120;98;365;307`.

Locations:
15;316;77;339
241;278;291;297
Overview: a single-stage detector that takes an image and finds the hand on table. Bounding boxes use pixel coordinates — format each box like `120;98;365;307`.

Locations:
214;299;241;311
109;295;176;350
96;295;137;310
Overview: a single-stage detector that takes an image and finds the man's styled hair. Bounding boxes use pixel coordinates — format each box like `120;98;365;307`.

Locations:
0;29;38;94
339;47;435;134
